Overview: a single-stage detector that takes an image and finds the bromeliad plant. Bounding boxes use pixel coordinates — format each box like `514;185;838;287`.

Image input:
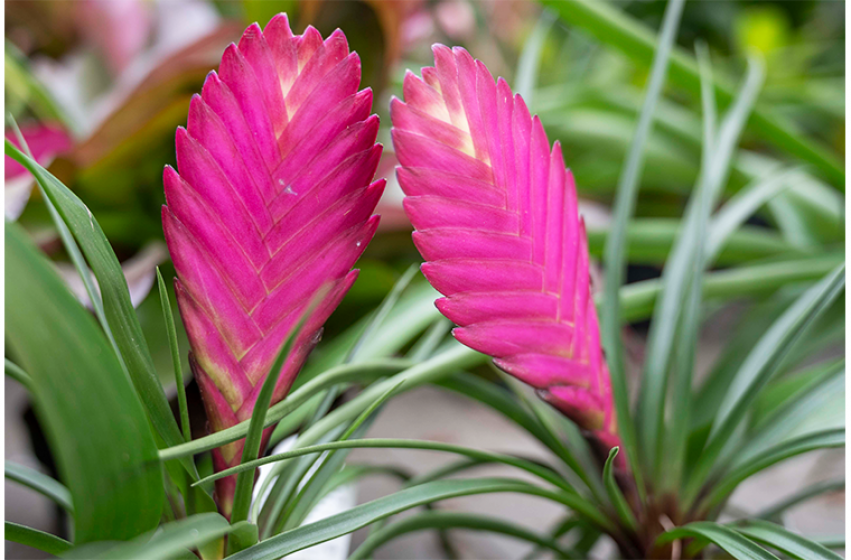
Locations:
5;4;845;560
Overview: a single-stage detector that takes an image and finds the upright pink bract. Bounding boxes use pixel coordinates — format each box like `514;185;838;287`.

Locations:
162;15;383;514
391;45;620;456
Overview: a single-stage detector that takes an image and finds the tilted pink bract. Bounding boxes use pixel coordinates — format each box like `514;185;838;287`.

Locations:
391;45;620;456
162;15;383;514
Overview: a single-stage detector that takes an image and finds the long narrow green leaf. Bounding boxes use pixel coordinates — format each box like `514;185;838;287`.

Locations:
587;221;802;266
63;513;238;560
157;268;191;443
656;521;779;560
257;427;346;539
5;522;72;556
291;344;488;455
194;438;574;497
685;265;844;504
6;222;163;542
599;0;685;501
515;9;556;104
4;141;194;479
347;265;418;363
231;293;321;524
5;359;32;390
699;429;844;512
7;118;116;355
735;368;843;466
755;479;845;521
602;448;637;531
733;520;842;560
752;359;844;428
643;54;764;480
497;371;601;500
160;360;410;461
228;478;612;560
706;167;798;260
541;0;844;188
278;383;403;532
5;461;73;512
349;511;577;560
616;253;842;323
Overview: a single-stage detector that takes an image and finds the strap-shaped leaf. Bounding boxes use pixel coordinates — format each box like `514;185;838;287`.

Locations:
162;15;383;512
6;222;163;542
392;45;620;458
733;520;842;560
349;511;577;560
4;140;194;480
656;521;779;560
5;461;73;513
228;478;609;560
5;522;71;557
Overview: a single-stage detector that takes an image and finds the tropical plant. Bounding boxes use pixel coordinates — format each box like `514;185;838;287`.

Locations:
5;1;844;559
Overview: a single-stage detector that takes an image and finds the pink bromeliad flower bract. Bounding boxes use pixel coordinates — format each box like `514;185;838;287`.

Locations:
391;45;621;458
162;15;383;515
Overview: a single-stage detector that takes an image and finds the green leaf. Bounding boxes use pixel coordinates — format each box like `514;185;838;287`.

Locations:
541;0;844;188
5;358;32;390
5;461;73;512
5;522;72;557
228;478;612;560
4;140;194;480
599;0;685;502
706;167;798;261
160;359;410;461
63;513;238;559
615;253;842;324
406;317;452;362
5;222;163;542
289;344;489;458
755;479;844;521
642;53;764;480
5;42;73;130
586;221;802;266
602;448;637;531
224;522;259;557
231;294;319;524
496;371;604;501
656;521;779;560
7;117;116;356
276;383;403;533
751;358;843;429
684;265;844;504
733;520;842;560
349;511;577;560
347;265;419;363
699;429;844;512
156;268;191;443
194;438;575;500
736;367;843;466
515;9;557;104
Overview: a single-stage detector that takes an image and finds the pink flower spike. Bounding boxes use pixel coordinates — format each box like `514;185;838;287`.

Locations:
391;46;622;463
162;15;383;515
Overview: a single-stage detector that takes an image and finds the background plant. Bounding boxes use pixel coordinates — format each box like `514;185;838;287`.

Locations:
5;0;844;559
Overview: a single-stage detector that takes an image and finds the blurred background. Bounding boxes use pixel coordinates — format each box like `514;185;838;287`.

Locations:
5;0;844;558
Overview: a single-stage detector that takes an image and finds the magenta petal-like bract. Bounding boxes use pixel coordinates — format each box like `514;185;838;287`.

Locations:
163;15;383;514
391;45;620;455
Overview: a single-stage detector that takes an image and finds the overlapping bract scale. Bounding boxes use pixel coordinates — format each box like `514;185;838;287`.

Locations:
391;45;619;452
162;15;383;513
